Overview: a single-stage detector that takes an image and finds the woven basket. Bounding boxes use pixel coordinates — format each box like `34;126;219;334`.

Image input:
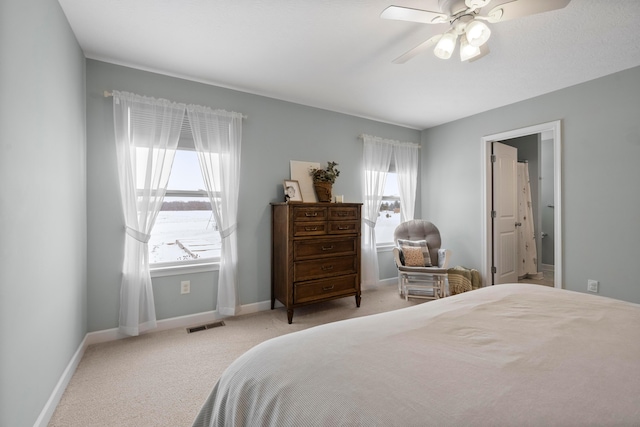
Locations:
313;182;333;202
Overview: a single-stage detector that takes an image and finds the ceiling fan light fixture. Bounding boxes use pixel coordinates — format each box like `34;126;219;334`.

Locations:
434;32;457;59
460;37;481;61
465;19;491;47
465;0;491;8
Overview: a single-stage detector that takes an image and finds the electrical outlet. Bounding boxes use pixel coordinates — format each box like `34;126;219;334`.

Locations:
587;279;598;293
180;280;191;294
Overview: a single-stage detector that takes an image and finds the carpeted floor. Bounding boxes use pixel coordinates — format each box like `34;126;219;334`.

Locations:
519;269;555;287
49;282;425;427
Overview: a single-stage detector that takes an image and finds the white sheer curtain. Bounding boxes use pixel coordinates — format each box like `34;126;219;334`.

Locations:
361;136;393;286
187;105;243;316
394;143;419;222
113;90;185;336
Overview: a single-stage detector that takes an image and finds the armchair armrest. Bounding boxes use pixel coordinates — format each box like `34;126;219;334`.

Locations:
393;247;403;269
438;248;452;269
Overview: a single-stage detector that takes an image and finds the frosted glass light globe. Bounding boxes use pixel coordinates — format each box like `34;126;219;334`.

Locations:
434;32;457;59
465;20;491;47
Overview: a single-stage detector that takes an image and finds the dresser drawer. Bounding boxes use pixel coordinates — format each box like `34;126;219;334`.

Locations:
293;206;327;222
328;206;358;221
328;220;359;234
293;221;327;236
294;274;358;304
294;256;357;282
293;237;357;260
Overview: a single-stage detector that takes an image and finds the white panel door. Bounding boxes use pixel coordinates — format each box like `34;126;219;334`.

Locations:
493;142;518;284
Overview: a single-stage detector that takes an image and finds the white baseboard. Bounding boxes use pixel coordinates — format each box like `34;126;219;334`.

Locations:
36;299;276;426
84;299;277;346
85;311;221;346
34;335;88;427
378;277;397;286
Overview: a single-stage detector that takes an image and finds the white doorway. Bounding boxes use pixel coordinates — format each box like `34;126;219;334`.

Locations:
481;121;562;288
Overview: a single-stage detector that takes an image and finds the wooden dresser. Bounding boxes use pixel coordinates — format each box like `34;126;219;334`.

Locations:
271;202;362;323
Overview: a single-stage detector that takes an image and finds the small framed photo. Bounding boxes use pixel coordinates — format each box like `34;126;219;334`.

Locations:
283;180;303;203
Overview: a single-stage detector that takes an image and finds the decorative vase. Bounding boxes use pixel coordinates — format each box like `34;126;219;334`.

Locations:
313;182;333;202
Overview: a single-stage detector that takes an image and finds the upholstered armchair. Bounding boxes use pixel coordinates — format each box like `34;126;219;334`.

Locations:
393;220;452;300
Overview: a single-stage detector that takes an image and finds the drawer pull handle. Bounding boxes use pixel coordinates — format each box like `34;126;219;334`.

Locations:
321;245;334;251
337;212;349;216
305;212;318;217
321;265;334;271
305;227;318;231
338;226;350;230
322;285;335;291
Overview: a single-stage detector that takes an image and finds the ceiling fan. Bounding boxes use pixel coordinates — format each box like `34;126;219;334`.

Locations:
381;0;571;63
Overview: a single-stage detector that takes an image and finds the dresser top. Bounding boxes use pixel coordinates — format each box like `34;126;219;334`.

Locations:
271;202;362;206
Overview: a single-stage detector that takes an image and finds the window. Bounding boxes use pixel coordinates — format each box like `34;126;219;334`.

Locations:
376;163;401;246
147;146;221;268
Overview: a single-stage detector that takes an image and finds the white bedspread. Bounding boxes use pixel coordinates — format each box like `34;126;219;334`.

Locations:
193;284;640;426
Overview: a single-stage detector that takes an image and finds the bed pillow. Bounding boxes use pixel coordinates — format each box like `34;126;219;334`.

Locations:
397;239;432;267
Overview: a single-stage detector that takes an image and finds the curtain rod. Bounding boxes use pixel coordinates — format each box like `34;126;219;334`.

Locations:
358;134;420;148
103;90;247;119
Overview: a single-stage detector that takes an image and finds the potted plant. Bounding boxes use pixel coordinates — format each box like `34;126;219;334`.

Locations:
310;161;340;202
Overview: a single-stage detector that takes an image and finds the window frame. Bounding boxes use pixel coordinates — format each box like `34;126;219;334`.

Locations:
148;145;222;277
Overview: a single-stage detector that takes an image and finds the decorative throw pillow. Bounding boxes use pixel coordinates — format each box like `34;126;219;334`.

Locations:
397;239;432;267
401;246;425;267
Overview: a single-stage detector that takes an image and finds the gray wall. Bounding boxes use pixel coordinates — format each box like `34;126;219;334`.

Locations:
0;0;87;426
86;60;420;332
378;249;399;280
422;66;640;303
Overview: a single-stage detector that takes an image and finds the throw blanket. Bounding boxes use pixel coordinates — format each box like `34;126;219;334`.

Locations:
447;265;481;295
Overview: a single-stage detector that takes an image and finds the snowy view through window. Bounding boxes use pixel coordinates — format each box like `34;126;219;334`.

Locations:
148;150;220;265
376;172;401;245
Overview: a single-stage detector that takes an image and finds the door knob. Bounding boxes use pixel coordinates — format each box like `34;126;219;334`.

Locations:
515;222;522;227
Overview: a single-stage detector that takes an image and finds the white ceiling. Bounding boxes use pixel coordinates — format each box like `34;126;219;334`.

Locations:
58;0;640;130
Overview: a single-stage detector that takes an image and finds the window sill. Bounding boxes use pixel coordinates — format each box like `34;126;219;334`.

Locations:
150;261;220;278
376;243;396;253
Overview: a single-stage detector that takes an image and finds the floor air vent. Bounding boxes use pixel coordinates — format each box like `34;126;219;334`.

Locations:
187;321;225;333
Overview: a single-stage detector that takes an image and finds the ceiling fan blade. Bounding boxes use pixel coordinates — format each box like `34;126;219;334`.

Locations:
392;34;443;64
465;0;492;11
381;6;448;24
487;0;571;23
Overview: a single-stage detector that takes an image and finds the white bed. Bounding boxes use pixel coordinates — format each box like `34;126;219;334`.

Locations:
192;284;640;426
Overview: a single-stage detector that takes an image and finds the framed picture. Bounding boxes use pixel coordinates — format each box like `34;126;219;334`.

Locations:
290;160;320;203
283;180;303;203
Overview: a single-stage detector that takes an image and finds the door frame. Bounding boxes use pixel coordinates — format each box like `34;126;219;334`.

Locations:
480;120;562;288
